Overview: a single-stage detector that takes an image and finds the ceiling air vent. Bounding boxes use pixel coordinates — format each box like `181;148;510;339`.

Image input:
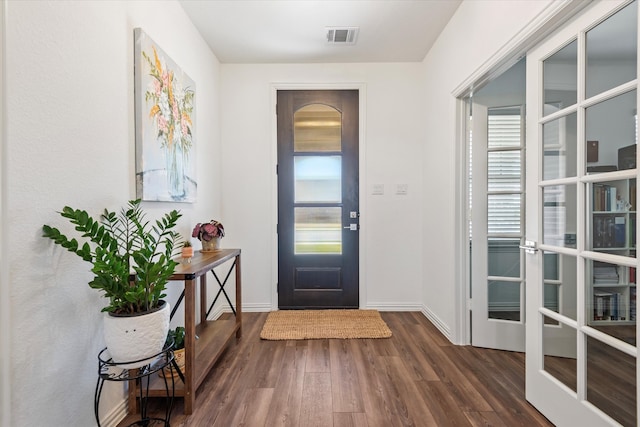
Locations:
326;27;359;45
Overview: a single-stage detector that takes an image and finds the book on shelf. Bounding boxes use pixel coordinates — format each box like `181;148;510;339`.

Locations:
593;184;618;212
593;291;626;321
631;287;637;321
593;261;619;284
594;291;613;320
593;214;626;248
615;216;626;247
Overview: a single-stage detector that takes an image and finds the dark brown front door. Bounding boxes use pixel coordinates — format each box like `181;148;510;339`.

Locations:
277;90;359;309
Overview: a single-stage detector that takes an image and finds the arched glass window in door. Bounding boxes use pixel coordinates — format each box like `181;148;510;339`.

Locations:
293;104;343;254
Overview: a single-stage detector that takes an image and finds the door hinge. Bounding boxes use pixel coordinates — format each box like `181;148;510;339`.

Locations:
276;282;279;293
276;164;279;175
276;223;279;234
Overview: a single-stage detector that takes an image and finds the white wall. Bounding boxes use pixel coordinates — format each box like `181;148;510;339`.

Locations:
421;0;555;342
5;1;221;425
0;1;8;426
220;63;425;312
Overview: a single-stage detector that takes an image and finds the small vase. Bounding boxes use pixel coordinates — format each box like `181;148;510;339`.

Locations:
201;237;220;252
165;142;185;200
181;247;194;258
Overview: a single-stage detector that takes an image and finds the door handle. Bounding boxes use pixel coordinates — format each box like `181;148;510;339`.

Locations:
519;240;538;254
344;224;358;231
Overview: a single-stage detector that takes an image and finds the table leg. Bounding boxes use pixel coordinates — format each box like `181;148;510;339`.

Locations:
127;371;138;413
184;277;196;415
200;274;207;324
235;254;242;338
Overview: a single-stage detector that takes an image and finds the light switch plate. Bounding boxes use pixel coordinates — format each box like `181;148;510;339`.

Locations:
372;184;384;195
396;184;408;195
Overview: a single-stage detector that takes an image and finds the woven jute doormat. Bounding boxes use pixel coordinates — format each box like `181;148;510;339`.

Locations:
259;309;392;340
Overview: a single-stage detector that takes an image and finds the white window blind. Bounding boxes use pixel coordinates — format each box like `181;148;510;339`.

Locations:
487;111;523;236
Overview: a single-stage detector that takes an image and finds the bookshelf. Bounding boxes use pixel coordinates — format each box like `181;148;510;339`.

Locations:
589;179;636;324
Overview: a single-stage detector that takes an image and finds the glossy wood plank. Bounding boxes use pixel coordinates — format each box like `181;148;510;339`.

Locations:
118;312;553;427
299;372;333;427
330;339;364;413
333;412;369;427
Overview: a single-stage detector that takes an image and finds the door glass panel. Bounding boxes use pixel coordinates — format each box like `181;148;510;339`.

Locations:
488;194;521;234
488;238;520;278
543;40;577;116
543;317;577;392
588;259;637;332
294;156;341;203
294;104;341;152
294;207;341;254
589;179;636;256
488;151;521;191
586;336;637;426
488;280;521;321
544;251;560;314
586;1;638;99
543;184;577;248
585;90;637;175
488;111;521;148
544;251;577;320
543;112;577;180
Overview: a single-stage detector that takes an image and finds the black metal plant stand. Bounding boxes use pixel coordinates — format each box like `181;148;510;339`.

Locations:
94;342;176;427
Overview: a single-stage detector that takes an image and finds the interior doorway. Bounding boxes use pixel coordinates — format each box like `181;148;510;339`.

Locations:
466;59;528;351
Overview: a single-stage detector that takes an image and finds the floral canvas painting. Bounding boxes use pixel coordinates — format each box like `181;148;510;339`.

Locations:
134;28;196;202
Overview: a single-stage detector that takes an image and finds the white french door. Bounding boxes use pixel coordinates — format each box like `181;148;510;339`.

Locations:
471;99;526;352
526;1;638;425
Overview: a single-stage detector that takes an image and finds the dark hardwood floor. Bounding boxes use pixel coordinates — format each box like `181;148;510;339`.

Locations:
118;312;553;427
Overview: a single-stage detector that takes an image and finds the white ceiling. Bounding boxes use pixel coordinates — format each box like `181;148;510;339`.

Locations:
178;0;462;64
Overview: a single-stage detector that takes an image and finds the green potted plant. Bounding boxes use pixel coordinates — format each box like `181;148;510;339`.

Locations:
42;199;182;367
192;219;224;251
160;326;186;379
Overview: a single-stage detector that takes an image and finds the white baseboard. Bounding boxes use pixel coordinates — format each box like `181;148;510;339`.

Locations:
207;303;272;320
365;302;423;311
100;398;128;427
420;304;453;343
242;303;273;312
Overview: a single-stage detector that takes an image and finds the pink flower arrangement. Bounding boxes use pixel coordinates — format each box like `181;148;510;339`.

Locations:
142;46;194;154
192;220;225;242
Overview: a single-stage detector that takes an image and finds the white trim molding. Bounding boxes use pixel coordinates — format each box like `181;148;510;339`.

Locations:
420;305;453;343
366;302;423;312
0;2;9;426
269;82;367;312
100;399;128;427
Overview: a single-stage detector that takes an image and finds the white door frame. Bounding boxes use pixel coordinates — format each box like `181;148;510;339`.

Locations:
270;83;367;311
453;0;592;345
0;1;10;426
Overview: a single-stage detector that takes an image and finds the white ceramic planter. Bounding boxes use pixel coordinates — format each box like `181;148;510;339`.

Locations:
103;301;170;368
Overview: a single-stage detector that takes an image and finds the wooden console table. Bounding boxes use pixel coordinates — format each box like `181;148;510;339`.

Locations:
128;249;242;415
